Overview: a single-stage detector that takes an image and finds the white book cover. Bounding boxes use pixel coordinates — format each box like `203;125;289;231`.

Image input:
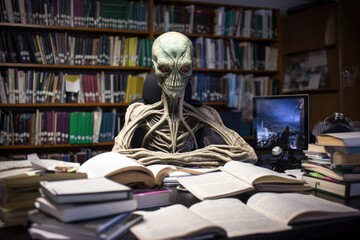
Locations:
40;177;132;204
35;196;137;222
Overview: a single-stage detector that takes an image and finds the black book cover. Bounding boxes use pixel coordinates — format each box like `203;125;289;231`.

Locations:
5;32;17;62
0;31;8;62
12;33;31;63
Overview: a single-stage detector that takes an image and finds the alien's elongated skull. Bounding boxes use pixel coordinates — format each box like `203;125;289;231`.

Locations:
152;32;194;99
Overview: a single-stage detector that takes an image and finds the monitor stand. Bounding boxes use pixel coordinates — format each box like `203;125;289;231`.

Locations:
254;148;306;172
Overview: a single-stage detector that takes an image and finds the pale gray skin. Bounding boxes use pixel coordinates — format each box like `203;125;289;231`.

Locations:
112;32;257;166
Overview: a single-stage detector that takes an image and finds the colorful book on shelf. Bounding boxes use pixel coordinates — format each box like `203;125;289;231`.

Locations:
302;172;360;198
316;132;360;147
68;112;77;144
39;177;133;204
131;193;360;240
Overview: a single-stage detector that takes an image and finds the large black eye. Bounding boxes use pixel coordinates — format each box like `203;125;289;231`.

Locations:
180;65;190;73
159;65;170;73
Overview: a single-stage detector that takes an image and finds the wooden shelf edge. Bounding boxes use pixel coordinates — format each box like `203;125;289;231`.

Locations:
154;31;277;42
282;44;337;56
0;103;129;108
0;142;114;150
0;63;152;71
0;22;151;35
193;68;278;74
282;88;338;94
0;63;279;74
0;102;228;108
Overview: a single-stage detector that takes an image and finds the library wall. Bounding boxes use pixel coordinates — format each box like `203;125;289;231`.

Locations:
0;0;281;159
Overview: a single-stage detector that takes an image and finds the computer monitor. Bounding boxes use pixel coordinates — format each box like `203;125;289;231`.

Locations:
252;94;309;153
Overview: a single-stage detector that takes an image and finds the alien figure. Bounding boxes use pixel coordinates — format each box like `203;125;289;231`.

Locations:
112;31;257;166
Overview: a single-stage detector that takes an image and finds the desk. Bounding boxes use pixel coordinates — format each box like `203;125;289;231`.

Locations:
2;187;360;240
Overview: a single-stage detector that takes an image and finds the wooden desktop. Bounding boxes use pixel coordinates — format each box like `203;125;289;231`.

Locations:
2;185;360;240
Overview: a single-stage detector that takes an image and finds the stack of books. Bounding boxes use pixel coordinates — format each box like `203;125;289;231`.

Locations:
28;177;141;239
302;132;360;198
0;160;87;227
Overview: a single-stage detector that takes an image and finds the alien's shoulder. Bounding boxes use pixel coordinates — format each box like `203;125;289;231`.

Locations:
125;102;150;119
196;105;223;122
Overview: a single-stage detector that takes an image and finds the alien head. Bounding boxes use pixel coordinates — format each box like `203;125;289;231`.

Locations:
152;32;194;99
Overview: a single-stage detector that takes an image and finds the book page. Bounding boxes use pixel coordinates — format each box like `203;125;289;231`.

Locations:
177;171;255;200
146;164;178;185
0;160;32;171
147;165;219;185
30;159;80;172
246;192;360;225
222;161;303;185
77;152;152;178
163;168;219;184
189;198;291;238
130;204;226;240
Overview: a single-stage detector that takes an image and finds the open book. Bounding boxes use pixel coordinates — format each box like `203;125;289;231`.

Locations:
77;152;217;188
130;192;360;240
177;161;312;200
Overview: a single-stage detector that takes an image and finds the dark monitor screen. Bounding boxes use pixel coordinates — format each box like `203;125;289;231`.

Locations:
252;94;309;152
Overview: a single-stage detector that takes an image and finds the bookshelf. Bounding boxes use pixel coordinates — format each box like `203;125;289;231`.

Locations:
279;2;358;130
0;0;281;159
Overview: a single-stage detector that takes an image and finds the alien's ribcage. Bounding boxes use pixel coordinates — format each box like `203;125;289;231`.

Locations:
140;109;203;153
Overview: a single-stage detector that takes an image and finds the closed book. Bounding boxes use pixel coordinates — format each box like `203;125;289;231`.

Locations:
331;151;360;166
316;132;360;147
0;172;87;204
35;196;137;222
133;187;171;209
303;173;360;198
39;178;133;204
12;33;31;63
28;209;142;240
302;161;360;182
325;146;360;154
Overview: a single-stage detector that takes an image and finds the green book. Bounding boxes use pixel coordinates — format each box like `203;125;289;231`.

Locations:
68;112;77;144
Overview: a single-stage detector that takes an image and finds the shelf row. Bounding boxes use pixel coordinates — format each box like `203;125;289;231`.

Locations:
0;108;253;151
0;0;149;31
0;0;278;38
1;30;277;71
0;69;280;109
154;3;278;38
0;109;122;147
